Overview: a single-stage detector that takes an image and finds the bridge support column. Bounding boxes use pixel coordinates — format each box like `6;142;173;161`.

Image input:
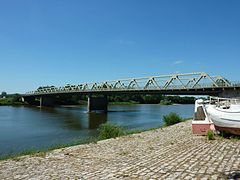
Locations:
218;90;240;98
88;95;108;112
39;96;55;107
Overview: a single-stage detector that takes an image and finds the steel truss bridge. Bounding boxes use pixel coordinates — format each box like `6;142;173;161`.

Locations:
25;72;240;96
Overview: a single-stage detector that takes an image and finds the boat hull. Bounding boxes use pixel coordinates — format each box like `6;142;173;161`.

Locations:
207;106;240;135
214;125;240;135
192;123;215;135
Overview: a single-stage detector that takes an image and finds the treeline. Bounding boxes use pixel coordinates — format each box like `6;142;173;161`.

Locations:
0;92;24;105
0;91;196;106
54;94;196;105
108;95;195;104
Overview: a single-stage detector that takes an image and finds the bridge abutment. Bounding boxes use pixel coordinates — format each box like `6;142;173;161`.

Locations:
23;96;39;106
88;95;108;113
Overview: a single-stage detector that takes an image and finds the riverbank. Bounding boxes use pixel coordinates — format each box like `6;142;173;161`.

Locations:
0;104;194;157
0;120;239;179
0;97;26;106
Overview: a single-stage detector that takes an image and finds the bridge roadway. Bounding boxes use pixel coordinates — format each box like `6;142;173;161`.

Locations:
22;72;240;112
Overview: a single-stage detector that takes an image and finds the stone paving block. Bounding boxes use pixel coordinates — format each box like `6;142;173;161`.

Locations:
0;120;239;179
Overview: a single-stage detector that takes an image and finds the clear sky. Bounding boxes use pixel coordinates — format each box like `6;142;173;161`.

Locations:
0;0;240;93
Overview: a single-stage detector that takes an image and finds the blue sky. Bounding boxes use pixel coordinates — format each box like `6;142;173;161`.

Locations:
0;0;240;93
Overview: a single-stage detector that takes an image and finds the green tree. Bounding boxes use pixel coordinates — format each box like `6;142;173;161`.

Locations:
1;92;7;97
11;94;21;102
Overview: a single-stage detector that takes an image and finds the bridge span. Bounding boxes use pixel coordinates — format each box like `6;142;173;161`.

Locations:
23;72;240;112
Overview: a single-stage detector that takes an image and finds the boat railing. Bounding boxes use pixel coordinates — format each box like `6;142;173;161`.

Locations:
209;96;240;108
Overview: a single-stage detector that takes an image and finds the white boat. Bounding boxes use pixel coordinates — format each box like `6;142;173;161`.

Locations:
206;97;240;135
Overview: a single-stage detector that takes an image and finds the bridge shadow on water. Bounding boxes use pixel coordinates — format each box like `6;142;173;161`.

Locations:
23;104;144;133
27;106;109;130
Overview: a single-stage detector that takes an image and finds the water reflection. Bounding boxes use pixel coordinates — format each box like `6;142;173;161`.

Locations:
30;106;84;130
88;113;108;129
27;106;108;130
0;104;194;156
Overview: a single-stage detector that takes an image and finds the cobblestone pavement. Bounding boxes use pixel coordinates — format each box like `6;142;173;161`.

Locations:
0;120;240;179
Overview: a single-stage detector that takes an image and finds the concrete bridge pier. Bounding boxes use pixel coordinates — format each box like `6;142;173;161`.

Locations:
39;96;55;107
88;95;108;113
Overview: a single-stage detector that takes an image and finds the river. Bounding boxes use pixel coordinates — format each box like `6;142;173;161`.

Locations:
0;104;194;156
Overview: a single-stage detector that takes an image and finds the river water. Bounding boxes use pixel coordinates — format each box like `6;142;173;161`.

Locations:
0;104;194;156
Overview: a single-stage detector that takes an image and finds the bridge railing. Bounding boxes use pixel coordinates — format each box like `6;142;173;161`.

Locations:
232;81;240;86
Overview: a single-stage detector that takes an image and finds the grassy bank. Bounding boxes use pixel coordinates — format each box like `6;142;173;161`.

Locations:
0;114;190;161
0;137;99;161
0;125;162;161
0;126;156;161
0;97;26;106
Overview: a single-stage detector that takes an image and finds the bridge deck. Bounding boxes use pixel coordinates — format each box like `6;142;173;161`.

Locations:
24;72;240;96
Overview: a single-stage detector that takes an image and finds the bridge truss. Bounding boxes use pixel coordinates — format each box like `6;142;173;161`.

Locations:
26;72;236;95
